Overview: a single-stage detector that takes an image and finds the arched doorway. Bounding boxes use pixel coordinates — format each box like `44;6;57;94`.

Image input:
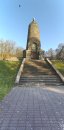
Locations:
31;43;37;59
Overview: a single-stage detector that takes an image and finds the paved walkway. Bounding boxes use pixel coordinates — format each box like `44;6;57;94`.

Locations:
0;84;64;130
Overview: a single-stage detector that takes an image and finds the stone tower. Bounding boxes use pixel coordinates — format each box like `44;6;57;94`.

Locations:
23;18;41;59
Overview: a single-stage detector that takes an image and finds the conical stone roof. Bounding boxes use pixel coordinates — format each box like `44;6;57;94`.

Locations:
27;18;40;42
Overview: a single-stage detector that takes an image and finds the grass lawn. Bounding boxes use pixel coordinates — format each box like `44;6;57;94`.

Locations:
0;60;21;100
51;60;64;76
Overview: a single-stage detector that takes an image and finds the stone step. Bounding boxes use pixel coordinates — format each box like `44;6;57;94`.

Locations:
19;81;64;86
20;76;61;80
21;74;57;77
19;79;62;83
20;76;59;80
20;78;59;80
20;80;62;84
22;60;56;76
19;60;64;86
21;75;59;78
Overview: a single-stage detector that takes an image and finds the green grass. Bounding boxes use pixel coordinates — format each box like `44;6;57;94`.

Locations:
51;60;64;76
0;60;21;100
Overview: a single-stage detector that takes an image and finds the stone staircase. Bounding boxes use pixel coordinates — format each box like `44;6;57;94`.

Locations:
19;59;64;86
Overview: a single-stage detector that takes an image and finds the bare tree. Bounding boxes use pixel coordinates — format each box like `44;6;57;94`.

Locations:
45;48;55;59
0;39;22;60
16;47;23;59
55;43;64;60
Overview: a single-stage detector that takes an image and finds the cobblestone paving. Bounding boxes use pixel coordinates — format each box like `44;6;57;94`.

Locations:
0;84;64;130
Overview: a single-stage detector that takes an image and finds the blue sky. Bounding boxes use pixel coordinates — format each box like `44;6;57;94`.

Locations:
0;0;64;51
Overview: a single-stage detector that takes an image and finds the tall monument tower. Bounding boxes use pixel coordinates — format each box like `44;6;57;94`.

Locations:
23;19;41;59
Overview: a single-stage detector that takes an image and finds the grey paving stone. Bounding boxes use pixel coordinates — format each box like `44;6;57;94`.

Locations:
33;127;43;130
0;86;64;130
7;127;16;130
26;126;34;130
42;127;51;130
17;127;25;130
0;127;6;130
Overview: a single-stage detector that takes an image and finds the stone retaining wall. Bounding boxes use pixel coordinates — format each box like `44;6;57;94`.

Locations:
15;58;26;84
46;58;64;83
